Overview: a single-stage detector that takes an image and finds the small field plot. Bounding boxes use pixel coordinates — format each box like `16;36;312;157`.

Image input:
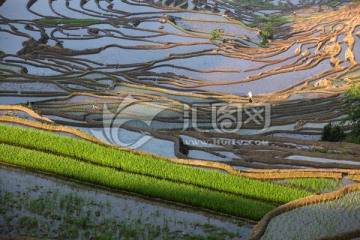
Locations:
261;190;360;240
274;178;340;193
0;166;254;239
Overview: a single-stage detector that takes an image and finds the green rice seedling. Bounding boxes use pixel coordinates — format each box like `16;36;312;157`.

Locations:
0;124;311;204
0;143;275;220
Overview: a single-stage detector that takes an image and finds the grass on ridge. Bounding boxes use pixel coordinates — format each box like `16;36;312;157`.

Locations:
275;178;339;193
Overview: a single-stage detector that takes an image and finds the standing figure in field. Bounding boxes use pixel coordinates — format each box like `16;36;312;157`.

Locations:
247;91;253;103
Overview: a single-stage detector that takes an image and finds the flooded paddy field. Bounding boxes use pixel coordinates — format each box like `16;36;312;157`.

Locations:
0;165;253;239
1;0;360;169
1;0;360;239
258;188;360;240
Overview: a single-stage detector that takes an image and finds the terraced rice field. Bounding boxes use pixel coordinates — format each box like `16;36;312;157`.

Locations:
1;0;360;169
1;0;360;239
274;177;340;193
259;189;360;240
0;166;254;239
0;124;315;220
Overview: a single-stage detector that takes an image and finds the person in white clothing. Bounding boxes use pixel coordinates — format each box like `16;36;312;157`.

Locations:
247;91;253;103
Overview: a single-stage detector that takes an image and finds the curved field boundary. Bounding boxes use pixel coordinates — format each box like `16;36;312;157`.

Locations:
248;183;360;240
0;116;345;179
2;4;360;100
1;115;359;180
349;175;360;182
315;229;360;240
0;105;54;123
168;155;348;179
244;168;360;174
0;143;275;221
239;171;343;180
243;168;360;176
0;123;313;204
0;116;107;146
0;161;259;224
1;139;284;206
0;116;350;180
